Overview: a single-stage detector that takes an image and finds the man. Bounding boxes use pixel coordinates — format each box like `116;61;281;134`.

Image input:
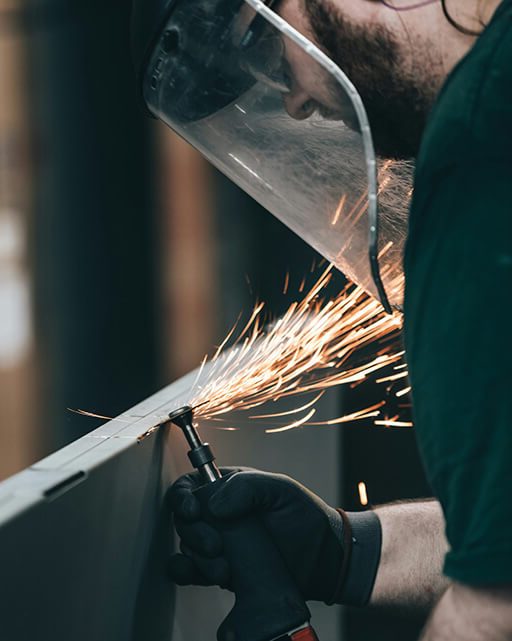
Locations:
134;0;512;638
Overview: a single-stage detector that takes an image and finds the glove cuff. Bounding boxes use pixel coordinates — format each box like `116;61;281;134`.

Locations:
331;509;382;607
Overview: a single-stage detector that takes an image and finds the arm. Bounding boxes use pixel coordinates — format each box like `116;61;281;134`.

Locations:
371;500;449;611
421;583;512;641
404;160;512;638
168;468;450;611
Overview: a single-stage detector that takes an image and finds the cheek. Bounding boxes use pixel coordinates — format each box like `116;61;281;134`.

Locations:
277;0;312;35
286;43;316;89
284;40;341;108
282;36;309;75
318;0;384;24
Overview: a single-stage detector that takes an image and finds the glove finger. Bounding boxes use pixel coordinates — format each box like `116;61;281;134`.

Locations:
168;553;213;587
208;471;284;519
180;543;231;589
167;473;203;521
175;517;223;558
167;469;250;520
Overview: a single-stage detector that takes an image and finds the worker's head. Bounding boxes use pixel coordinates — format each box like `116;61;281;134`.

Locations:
273;0;457;158
131;0;487;310
279;0;495;157
133;0;487;156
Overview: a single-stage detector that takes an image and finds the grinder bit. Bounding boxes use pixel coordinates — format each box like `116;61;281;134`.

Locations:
168;405;222;483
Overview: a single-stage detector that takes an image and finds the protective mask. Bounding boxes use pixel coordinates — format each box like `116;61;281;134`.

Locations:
134;0;412;310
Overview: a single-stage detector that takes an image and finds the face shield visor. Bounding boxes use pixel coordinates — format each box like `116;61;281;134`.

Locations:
142;0;410;310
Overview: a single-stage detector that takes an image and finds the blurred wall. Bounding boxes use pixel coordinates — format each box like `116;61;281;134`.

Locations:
28;0;162;451
157;127;218;379
0;0;38;478
0;0;163;475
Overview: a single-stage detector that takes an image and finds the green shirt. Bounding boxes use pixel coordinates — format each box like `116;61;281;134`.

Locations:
404;0;512;585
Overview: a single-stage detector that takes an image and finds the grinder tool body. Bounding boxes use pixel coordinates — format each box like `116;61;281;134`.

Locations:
169;406;319;641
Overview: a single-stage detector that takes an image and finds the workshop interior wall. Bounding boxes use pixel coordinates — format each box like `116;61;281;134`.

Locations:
28;0;162;452
0;0;38;479
0;0;163;474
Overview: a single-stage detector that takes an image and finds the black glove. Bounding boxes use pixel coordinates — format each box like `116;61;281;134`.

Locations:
168;467;382;606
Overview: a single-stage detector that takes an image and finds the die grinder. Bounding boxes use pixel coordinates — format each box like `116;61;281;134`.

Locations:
169;406;319;641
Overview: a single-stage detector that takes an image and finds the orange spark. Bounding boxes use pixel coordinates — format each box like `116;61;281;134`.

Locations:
396;386;412;398
73;160;413;434
378;241;394;260
374;419;414;428
375;371;409;384
283;272;290;294
68;408;125;422
331;194;347;226
187;265;404;431
250;392;324;419
266;408;317;433
305;401;385;426
180;161;412;432
358;481;369;506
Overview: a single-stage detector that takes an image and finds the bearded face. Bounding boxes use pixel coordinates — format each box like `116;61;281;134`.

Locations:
303;0;443;159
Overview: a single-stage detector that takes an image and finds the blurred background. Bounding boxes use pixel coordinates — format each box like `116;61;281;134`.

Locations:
0;0;431;638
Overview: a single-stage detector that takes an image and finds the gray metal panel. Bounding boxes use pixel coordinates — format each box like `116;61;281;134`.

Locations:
0;365;343;641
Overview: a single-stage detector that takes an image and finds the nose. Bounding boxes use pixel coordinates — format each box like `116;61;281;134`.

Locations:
282;89;316;120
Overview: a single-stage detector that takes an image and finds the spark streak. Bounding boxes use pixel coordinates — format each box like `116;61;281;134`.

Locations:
358;481;369;506
375;371;409;384
331;194;347;226
189;266;405;431
306;401;385;426
283;272;290;294
250;392;324;419
73;160;414;433
68;408;128;422
396;386;412;398
265;408;317;433
375;419;414;428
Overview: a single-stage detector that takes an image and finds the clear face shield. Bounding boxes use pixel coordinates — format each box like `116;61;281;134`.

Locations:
143;0;411;310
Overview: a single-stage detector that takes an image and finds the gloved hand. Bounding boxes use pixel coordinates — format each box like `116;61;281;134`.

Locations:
168;467;382;606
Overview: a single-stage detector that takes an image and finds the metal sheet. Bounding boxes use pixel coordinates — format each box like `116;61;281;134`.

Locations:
0;362;343;640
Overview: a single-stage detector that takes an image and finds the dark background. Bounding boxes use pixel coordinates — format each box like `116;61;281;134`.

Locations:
0;0;430;638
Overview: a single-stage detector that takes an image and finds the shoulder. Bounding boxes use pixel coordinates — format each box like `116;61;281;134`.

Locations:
406;3;512;263
415;0;512;180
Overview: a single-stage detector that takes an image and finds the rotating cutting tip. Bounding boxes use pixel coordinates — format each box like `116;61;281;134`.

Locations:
168;405;193;428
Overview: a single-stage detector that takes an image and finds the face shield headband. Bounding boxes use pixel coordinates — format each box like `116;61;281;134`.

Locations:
144;0;406;311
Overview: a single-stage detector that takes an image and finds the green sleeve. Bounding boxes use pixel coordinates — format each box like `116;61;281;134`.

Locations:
404;158;512;585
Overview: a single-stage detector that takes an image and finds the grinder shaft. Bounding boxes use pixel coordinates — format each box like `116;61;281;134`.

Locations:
169;406;221;483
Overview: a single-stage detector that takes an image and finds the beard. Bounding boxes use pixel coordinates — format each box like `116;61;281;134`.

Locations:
305;0;441;159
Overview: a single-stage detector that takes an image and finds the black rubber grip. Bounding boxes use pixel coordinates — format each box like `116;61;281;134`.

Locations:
188;444;215;468
194;478;310;641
